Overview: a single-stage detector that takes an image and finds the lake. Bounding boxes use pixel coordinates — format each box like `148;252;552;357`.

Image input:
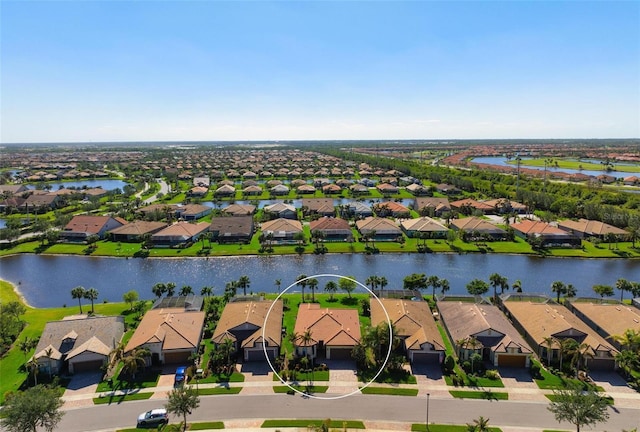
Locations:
27;179;130;191
1;254;638;308
471;157;635;179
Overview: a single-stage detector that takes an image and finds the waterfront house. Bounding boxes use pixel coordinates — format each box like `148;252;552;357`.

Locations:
176;204;212;221
293;304;361;360
151;221;210;246
556;218;628;240
309;217;352;242
260;218;303;243
371;298;445;364
438;300;532;367
401;217;449;239
209;216;254;243
449;217;507;240
376;183;399;195
126;307;205;365
302;198;335;217
108;221;167;242
263;203;297;220
222;203;256;216
355;217;403;241
211;300;283;362
372;201;411;218
215;184;236;197
61;215;127;242
511;220;581;247
33;315;124;375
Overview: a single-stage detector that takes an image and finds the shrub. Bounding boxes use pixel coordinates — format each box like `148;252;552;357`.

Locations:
442;355;455;375
484;369;500;380
530;362;541;379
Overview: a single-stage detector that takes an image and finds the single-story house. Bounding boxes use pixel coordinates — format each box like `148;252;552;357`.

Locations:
349;184;369;195
176;204;211;221
0;184;29;195
193;177;210;187
449;217;508;240
355;217;403;241
373;201;411;218
438;300;532;367
565;301;640;351
376;183;399;195
61;215;127;242
151;222;210;246
623;176;639;186
215;184;236;197
401;217;449;239
242;185;263;196
33;315;124;375
108;221;168;242
371;298;445;364
263;203;297;220
211;300;283;362
511;220;581;247
293;303;361;360
309;217;353;242
313;178;331;188
556;219;629;240
270;184;290;195
435;184;460;195
406;183;429;196
343;202;373;218
482;199;527;214
125;307;205;365
136;204;179;219
414;197;451;217
322;184;342;195
450;198;495;215
302;198;335;217
296;184;317;194
188;186;208;197
222;203;256;216
23;193;61;211
209;216;254;243
260;218;303;243
502;299;618;370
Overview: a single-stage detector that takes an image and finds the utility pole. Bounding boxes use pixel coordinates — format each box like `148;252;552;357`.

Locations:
426;393;430;431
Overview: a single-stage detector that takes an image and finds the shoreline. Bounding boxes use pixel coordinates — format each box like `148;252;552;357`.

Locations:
0;278;33;308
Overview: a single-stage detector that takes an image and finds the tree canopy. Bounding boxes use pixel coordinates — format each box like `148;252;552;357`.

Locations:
1;385;65;432
547;383;610;432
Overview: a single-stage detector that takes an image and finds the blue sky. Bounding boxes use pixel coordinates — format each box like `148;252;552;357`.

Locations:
2;1;638;142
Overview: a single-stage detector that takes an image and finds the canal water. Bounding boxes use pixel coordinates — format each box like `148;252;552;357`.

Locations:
0;254;638;308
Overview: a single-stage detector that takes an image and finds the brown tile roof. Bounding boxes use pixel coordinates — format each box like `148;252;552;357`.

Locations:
209;216;254;236
449;217;506;235
294;304;361;347
371;299;445;351
125;308;205;353
450;198;493;211
557;219;628;236
261;218;303;233
64;215;125;234
309;217;350;232
223;204;256;216
511;220;569;236
212;300;283;349
355;217;402;235
437;301;532;354
401;217;448;233
503;301;617;355
302;198;334;213
569;302;640;340
108;221;167;236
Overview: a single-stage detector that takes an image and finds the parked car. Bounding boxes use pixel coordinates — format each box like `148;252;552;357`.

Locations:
174;366;187;386
137;408;168;427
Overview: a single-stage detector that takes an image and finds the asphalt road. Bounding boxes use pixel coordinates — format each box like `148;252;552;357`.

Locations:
57;393;640;431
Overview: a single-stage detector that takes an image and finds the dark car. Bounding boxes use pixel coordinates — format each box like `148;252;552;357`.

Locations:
174;366;187;386
137;408;168;427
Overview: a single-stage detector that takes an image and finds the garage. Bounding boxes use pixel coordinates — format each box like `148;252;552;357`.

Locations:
497;354;527;367
245;348;277;362
587;358;616;371
411;352;441;364
327;347;353;360
163;351;192;364
71;359;105;373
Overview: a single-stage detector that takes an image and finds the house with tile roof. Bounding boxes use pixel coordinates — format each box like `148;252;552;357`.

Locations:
371;299;445;364
151;221;210;246
209;216;254;243
449;217;507;240
260;218;303;243
414;197;451;217
214;184;236;197
293;304;361;360
401;217;449;239
61;215;127;242
302;198;335;217
438;300;532;367
450;198;494;215
342;202;373;218
222;203;256;217
176;203;211;221
125;307;206;365
376;183;399;195
355;217;403;241
502;299;618;370
212;300;283;362
33;315;124;375
565;301;640;351
309;217;352;242
511;220;581;247
108;221;168;242
373;201;411;218
557;218;629;240
482;199;527;214
263;203;297;220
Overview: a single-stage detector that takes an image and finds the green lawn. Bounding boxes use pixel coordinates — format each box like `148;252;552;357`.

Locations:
449;390;509;400
196;387;242;396
188;422;225;430
93;391;153;404
545;394;613;405
358;369;417;384
273;385;328;393
412;424;502;432
359;386;419;396
96;368;161;392
198;372;245;384
273;370;330;382
261;419;365;429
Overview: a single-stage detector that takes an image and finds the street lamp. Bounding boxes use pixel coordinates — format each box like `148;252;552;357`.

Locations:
426;393;430;431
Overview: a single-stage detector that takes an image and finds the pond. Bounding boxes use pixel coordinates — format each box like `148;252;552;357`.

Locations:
0;254;638;308
471;157;634;179
27;179;130;191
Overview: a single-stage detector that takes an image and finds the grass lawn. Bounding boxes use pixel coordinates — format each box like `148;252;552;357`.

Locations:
198;372;245;384
196;387;242;396
262;419;365;429
273;385;328;393
93;392;153;404
273;370;330;382
449;390;509;400
545;394;613;405
96;368;161;392
359;386;419;396
188;422;225;430
412;424;502;431
358;369;417;384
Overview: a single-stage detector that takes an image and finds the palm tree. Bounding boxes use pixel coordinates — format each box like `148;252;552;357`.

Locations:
301;329;314;359
19;337;36;364
166;282;176;297
275;279;282;293
121;347;150;380
180;285;193;296
296;274;308;303
44;347;54;379
27;358;39;386
365;275;379;291
467;416;491;432
307;278;318;303
378;276;388;297
71;286;86;314
84;288;99;314
542;336;556;365
200;286;213;297
489;272;508;300
512;279;523;293
551;281;567;303
237;275;251;296
610;329;640;353
427;275;441;299
616;278;632;302
324;281;338;300
152;282;167;298
615;349;639;379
